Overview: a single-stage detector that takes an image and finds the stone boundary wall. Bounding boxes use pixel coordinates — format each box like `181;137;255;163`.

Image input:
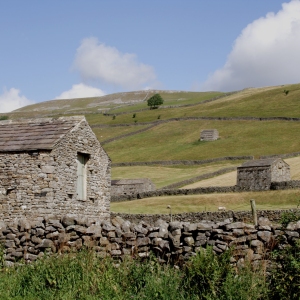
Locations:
161;166;237;189
270;180;300;190
93;116;300;129
111;186;238;202
111;180;300;202
111;209;297;224
101;124;157;145
1;213;300;267
112;156;253;167
261;152;300;159
91;116;300;146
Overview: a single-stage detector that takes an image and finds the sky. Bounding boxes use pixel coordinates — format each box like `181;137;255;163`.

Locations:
1;0;300;113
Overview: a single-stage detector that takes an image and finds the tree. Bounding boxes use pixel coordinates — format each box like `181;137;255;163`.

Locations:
147;93;164;109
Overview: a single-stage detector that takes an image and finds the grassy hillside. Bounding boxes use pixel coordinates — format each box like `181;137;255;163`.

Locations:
104;119;300;163
2;82;300;205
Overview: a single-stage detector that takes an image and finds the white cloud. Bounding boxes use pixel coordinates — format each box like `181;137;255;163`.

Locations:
0;88;34;113
201;0;300;91
73;37;157;90
55;83;105;100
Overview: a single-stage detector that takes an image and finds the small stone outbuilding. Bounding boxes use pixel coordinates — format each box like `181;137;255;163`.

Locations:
200;129;219;141
0;116;110;222
237;158;290;191
111;178;155;198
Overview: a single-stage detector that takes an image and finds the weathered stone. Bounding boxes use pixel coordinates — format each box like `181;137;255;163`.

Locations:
111;250;122;256
184;236;195;246
257;231;272;243
136;237;150;247
5;241;15;248
86;225;102;237
258;225;271;231
250;240;264;247
197;222;212;231
226;222;247;230
38;239;54;248
61;215;76;227
285;231;299;238
233;229;245;236
100;237;109;246
169;222;183;231
183;223;198;232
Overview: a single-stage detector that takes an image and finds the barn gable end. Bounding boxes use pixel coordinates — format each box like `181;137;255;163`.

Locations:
0;116;110;223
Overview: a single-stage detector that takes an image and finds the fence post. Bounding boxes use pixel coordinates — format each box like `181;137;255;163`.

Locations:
250;199;258;226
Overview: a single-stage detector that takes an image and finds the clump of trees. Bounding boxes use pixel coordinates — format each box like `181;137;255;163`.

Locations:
147;93;164;109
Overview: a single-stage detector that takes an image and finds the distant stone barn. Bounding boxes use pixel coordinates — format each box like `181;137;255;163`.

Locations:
0;116;110;222
237;158;290;191
111;178;155;198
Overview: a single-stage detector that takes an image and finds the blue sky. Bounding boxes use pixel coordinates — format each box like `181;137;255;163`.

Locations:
1;0;300;112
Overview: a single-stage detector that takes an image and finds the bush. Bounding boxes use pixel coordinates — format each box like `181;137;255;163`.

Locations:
280;210;300;228
182;247;267;300
147;94;164;109
0;116;8;121
269;240;300;299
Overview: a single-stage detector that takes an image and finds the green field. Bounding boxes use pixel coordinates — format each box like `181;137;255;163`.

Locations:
3;82;300;211
104;119;300;163
111;189;300;214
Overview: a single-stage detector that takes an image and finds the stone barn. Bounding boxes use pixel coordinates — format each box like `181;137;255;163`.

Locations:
111;178;155;198
237;158;290;191
200;129;219;141
0;116;110;222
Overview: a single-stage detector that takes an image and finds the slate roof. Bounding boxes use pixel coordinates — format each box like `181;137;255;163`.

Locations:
0;116;84;152
238;158;286;168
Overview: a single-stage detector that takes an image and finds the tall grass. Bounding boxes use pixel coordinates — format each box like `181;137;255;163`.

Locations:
0;247;269;300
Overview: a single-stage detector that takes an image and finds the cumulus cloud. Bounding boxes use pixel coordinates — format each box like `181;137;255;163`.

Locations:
0;88;34;113
55;83;105;100
72;37;157;90
201;0;300;91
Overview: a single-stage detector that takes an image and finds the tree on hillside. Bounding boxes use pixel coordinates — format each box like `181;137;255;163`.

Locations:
147;93;164;109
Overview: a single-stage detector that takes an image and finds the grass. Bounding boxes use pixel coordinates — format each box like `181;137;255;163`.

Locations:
0;247;269;300
92;124;149;142
104;119;300;163
112;160;245;189
110;189;300;214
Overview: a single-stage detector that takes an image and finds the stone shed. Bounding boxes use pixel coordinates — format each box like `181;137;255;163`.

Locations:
200;129;219;141
111;178;155;198
237;158;290;191
0;116;110;222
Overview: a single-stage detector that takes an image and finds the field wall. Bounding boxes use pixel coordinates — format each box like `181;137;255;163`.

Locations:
1;213;300;268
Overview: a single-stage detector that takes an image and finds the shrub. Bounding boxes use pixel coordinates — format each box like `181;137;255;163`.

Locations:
182;247;267;300
280;210;300;228
269;240;300;299
283;89;289;95
133;113;136;118
147;94;164;109
0;116;8;121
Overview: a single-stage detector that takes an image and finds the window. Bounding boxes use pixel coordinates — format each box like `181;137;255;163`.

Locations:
76;153;89;200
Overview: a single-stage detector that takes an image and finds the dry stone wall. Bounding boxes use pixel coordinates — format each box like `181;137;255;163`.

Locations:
1;214;299;268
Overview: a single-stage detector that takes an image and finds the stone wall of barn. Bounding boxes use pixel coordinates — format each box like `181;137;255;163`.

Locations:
270;161;290;182
0;120;110;222
111;179;155;198
237;167;271;191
